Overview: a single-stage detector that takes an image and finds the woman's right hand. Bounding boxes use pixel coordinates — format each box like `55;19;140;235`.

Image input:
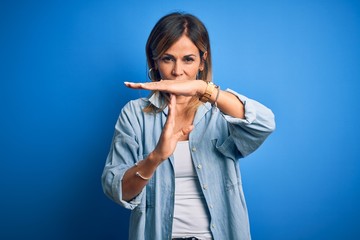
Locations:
149;94;194;164
121;94;193;201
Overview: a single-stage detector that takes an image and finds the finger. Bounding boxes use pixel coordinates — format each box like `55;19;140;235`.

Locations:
163;94;176;130
175;125;194;139
170;93;176;105
124;81;167;92
183;125;194;134
145;81;166;91
168;94;176;118
124;81;145;89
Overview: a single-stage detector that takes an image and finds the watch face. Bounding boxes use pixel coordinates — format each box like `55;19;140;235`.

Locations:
200;82;216;103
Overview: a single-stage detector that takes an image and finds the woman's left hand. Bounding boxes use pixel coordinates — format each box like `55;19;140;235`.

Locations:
124;80;206;97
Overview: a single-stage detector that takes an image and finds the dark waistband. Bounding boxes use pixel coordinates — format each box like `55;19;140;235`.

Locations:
172;237;200;240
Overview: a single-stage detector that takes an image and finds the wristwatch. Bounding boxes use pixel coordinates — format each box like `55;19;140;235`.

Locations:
199;81;216;103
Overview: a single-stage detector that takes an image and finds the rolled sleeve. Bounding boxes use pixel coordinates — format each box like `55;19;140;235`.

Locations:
102;165;144;210
222;88;276;157
101;102;145;210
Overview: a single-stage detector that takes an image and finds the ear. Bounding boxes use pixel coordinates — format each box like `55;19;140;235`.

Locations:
202;51;208;61
199;51;208;71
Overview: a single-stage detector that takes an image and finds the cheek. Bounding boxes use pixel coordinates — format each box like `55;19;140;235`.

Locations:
156;61;201;79
158;65;172;78
185;65;201;77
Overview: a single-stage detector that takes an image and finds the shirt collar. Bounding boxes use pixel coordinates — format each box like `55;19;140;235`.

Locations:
194;103;212;126
148;92;168;115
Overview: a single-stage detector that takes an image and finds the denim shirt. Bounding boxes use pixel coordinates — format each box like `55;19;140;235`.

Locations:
102;89;275;240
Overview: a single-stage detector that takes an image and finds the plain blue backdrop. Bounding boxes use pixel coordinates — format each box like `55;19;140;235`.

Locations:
1;0;359;239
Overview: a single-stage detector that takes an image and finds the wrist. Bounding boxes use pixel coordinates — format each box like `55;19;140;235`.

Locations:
210;85;220;106
146;151;163;167
199;81;217;103
196;80;208;98
135;152;161;180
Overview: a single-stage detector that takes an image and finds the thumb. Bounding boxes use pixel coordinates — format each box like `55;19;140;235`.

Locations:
175;125;194;139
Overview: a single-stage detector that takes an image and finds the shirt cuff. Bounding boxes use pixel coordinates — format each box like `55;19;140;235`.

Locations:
223;88;256;124
111;168;145;210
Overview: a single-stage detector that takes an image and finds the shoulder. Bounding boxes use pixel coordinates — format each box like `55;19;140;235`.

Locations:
115;98;151;131
116;97;150;124
122;97;149;112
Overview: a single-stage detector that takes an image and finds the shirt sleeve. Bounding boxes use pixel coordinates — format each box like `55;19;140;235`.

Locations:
223;88;276;157
101;101;145;210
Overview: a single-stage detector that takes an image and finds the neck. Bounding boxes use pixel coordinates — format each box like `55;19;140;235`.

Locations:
175;95;192;104
175;95;191;111
175;96;199;119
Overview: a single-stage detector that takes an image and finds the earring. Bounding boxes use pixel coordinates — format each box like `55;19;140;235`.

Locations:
148;68;155;81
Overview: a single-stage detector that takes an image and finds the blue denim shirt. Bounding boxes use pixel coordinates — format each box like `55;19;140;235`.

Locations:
102;89;275;240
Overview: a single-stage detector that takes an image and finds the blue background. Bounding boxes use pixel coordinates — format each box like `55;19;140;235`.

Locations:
1;0;359;239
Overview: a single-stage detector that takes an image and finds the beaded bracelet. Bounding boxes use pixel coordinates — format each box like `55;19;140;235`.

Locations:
212;85;220;108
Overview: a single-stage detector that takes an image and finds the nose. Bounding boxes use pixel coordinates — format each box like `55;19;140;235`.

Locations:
172;62;183;76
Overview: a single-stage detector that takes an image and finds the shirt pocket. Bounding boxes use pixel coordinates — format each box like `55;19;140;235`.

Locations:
224;176;241;192
211;138;243;188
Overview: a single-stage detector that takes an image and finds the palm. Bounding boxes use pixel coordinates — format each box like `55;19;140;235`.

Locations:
151;94;194;161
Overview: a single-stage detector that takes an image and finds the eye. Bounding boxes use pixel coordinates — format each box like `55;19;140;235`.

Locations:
184;57;195;63
161;56;173;63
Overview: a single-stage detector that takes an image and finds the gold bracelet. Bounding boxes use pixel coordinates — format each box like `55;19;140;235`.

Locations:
199;81;216;103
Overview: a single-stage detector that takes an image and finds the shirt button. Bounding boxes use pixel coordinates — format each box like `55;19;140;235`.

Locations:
197;164;202;169
211;224;216;228
209;204;213;209
203;184;208;190
192;147;197;152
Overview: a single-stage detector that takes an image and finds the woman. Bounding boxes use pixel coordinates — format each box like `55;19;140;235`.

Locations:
102;12;275;240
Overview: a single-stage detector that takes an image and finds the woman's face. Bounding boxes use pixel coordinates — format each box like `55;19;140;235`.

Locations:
156;35;205;80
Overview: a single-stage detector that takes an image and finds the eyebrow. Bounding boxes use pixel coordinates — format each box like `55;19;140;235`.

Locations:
162;53;198;58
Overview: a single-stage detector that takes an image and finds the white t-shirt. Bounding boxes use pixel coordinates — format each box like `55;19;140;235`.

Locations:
172;141;212;240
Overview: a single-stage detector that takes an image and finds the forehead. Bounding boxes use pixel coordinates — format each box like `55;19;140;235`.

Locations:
164;35;199;55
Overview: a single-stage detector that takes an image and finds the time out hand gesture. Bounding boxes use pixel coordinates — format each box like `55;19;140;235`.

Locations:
120;94;194;201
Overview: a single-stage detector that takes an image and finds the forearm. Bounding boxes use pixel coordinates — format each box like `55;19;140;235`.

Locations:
213;89;245;119
121;152;161;201
198;81;245;119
